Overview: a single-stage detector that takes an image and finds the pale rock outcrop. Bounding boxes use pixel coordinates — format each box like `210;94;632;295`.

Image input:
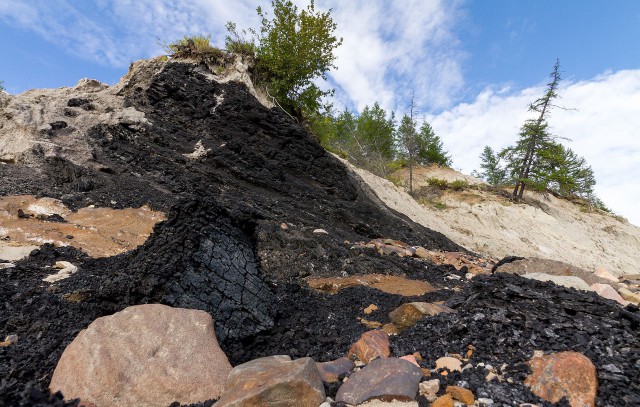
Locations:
50;304;231;407
339;159;640;278
523;273;592;291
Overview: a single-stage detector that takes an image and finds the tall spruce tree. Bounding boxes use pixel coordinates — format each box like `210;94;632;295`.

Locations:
415;122;451;167
397;114;418;192
504;60;562;200
477;146;507;186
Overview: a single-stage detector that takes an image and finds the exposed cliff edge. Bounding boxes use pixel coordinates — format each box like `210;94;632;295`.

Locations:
346;162;640;277
1;57;638;407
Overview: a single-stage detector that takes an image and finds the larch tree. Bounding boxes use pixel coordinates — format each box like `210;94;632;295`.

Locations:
506;59;562;201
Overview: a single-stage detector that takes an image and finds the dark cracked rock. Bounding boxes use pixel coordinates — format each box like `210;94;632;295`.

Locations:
392;273;640;407
0;60;466;405
106;198;275;341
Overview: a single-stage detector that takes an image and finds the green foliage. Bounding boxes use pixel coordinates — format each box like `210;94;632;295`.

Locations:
163;34;224;61
449;179;469;191
253;0;342;118
432;201;448;210
427;177;448;189
415;122;452;166
477;146;507;186
396;120;451;167
312;103;396;176
543;144;595;197
224;22;257;56
506;60;562;200
0;80;4;92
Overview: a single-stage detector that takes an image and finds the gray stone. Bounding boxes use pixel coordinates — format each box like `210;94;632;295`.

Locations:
336;358;423;405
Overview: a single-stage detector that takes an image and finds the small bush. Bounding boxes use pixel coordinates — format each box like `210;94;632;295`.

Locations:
163;34;224;61
386;159;407;173
427;177;448;189
0;80;5;92
449;179;469;191
432;201;448;210
225;22;257;56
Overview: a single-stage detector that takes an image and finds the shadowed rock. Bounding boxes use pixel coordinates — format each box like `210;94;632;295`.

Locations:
335;358;423;405
215;355;325;407
316;357;355;383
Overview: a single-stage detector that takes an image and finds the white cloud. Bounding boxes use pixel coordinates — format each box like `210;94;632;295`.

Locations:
429;69;640;226
0;0;268;67
2;1;637;224
323;0;465;114
0;0;465;115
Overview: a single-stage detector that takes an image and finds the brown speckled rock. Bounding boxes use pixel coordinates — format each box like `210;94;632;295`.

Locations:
216;355;325;407
524;351;597;407
348;330;390;363
445;385;475;404
389;302;455;331
49;304;231;407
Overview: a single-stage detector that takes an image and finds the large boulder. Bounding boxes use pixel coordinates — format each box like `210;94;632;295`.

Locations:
524;351;598;407
49;304;232;407
215;355;325;407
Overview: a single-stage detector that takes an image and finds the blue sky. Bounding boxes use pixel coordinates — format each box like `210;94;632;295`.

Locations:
1;0;639;225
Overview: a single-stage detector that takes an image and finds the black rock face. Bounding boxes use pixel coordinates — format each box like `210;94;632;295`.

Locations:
392;273;640;407
2;62;638;407
0;61;465;405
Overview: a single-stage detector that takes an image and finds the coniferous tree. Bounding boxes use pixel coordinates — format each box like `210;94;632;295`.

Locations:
506;60;562;201
543;144;596;198
397;114;418;192
477;146;507;186
415;122;452;167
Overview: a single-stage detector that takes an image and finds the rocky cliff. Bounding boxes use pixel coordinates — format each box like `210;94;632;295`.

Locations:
0;57;638;406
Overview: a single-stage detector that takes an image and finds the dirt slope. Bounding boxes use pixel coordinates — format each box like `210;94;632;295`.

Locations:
346;162;640;277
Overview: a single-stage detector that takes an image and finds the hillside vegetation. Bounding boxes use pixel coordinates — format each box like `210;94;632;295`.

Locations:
345;161;640;278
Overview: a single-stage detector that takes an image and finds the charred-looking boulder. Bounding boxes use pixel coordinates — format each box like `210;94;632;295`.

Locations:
107;199;274;341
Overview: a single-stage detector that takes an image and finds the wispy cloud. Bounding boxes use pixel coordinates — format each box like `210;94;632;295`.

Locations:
0;0;265;66
323;0;465;114
0;0;466;114
2;1;637;224
429;69;640;225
